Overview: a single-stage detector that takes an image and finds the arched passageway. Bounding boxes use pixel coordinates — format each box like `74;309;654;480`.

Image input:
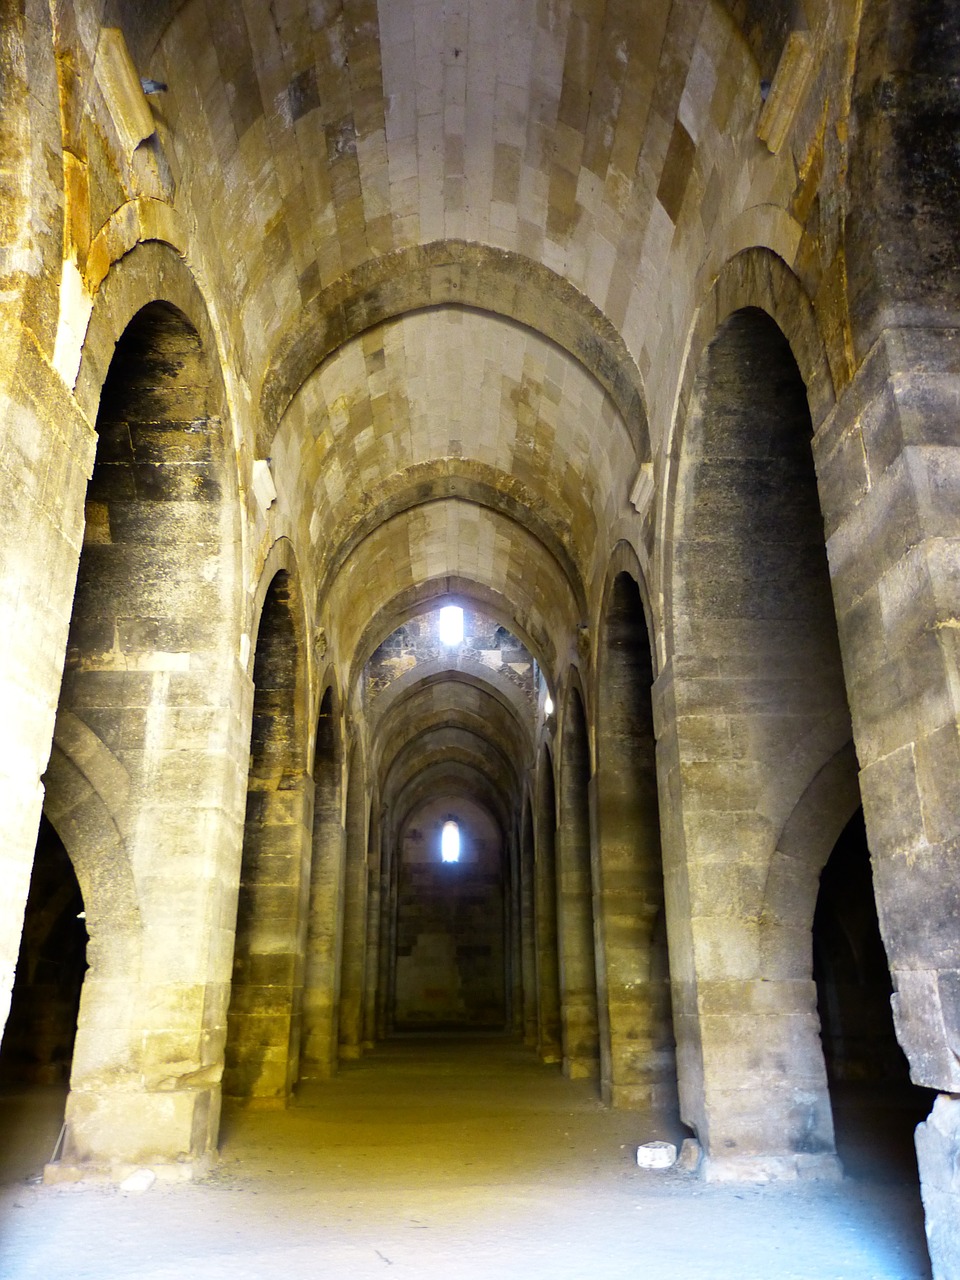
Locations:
0;815;87;1184
46;297;238;1170
814;809;935;1186
0;817;86;1089
663;304;856;1178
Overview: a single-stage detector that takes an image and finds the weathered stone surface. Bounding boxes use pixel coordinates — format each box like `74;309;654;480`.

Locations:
916;1095;960;1280
0;4;957;1276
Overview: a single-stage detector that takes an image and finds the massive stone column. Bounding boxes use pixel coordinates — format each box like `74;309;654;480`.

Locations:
504;823;522;1034
57;654;251;1176
338;749;369;1058
0;0;83;1056
816;330;960;1270
555;686;599;1080
593;569;676;1108
300;689;345;1078
519;799;540;1047
374;816;396;1041
534;748;562;1063
225;570;313;1103
361;808;383;1049
836;6;960;1273
0;378;92;1054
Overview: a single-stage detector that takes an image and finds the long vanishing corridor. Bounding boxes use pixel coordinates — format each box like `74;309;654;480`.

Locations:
2;2;959;1276
0;1037;932;1280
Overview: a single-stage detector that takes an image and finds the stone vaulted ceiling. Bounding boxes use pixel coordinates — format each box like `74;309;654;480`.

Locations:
100;0;841;691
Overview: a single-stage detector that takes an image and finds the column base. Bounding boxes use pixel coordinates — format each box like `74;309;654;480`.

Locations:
221;1094;288;1110
563;1055;600;1081
44;1154;215;1185
298;1059;337;1081
60;1084;221;1168
604;1079;679;1110
701;1152;842;1183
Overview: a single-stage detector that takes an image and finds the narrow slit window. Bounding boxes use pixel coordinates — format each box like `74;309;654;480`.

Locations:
439;605;463;645
441;819;460;863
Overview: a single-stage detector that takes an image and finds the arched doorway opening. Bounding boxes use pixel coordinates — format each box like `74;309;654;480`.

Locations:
0;817;86;1179
814;809;936;1183
37;295;235;1172
666;302;855;1175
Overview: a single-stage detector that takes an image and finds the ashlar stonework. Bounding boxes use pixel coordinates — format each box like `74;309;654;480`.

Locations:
0;2;958;1277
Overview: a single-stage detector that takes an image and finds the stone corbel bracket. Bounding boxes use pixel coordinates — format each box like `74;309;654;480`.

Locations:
94;28;156;157
252;458;278;513
629;461;654;516
757;31;815;155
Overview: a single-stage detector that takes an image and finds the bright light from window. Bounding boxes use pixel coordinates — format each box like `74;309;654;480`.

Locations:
439;605;464;646
544;695;554;716
441;819;461;863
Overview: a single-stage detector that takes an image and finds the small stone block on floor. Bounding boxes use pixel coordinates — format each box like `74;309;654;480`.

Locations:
676;1138;702;1172
637;1140;677;1169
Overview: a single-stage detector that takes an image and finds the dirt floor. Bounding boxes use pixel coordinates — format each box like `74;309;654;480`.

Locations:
0;1036;933;1280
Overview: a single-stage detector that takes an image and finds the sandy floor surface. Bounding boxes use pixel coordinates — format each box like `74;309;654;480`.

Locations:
0;1037;933;1280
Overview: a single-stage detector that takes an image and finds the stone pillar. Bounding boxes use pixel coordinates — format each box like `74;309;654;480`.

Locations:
519;804;539;1047
815;330;960;1263
0;377;93;1049
652;654;841;1182
556;691;599;1080
843;8;960;1263
534;760;562;1063
0;0;66;1056
375;820;396;1040
651;669;703;1137
225;770;314;1101
593;573;676;1107
361;814;383;1049
505;825;524;1033
57;653;252;1176
300;745;345;1078
338;755;369;1058
590;772;676;1108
